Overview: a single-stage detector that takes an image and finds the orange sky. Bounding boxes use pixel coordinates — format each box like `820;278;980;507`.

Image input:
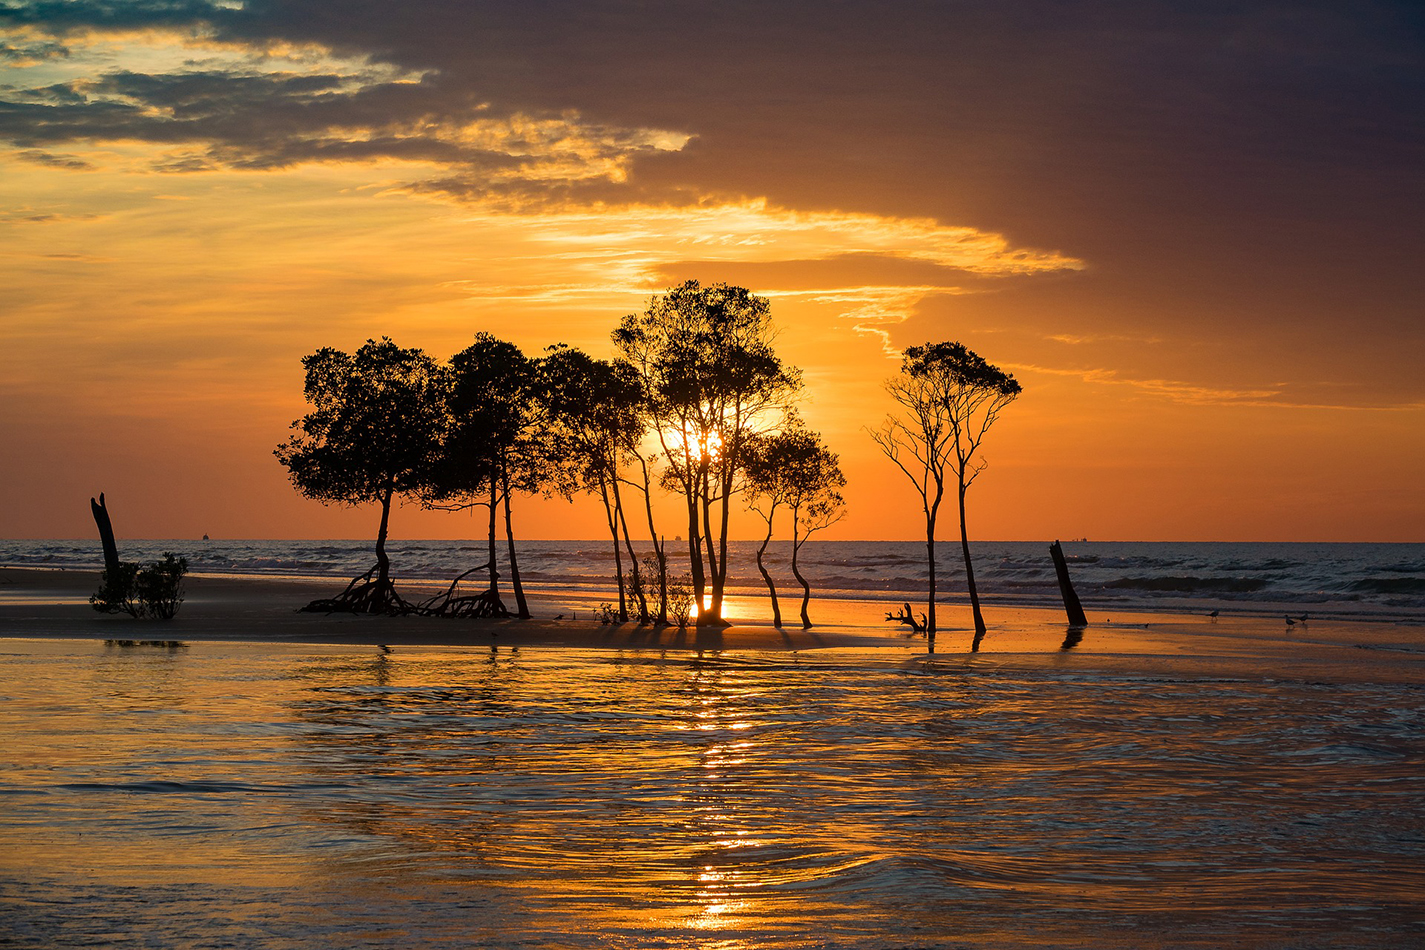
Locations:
2;3;1422;542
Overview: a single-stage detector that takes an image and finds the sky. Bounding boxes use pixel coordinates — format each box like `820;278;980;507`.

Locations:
2;0;1422;543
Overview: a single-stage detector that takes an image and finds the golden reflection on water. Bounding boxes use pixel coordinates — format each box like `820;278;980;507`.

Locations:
3;639;1425;948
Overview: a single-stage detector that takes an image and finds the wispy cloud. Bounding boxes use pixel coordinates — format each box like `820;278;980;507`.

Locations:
1011;362;1424;411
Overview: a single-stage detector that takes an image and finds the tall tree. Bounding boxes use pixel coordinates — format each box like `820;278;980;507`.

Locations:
613;281;801;625
539;346;654;622
745;418;846;629
428;332;559;619
870;342;1020;650
275;337;446;614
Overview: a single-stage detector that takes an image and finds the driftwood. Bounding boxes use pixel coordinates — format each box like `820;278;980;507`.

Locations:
1050;539;1088;628
886;601;926;634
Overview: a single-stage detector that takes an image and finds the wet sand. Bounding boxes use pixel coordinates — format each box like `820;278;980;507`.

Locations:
2;566;1422;683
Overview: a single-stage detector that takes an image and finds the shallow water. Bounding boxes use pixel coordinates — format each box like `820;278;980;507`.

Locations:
2;639;1423;948
7;539;1425;619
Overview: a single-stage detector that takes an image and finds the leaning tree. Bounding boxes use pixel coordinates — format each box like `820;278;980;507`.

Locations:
275;337;446;614
614;281;801;626
870;342;1021;651
745;417;846;629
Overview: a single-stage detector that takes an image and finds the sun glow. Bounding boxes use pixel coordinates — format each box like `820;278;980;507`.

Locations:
659;425;723;462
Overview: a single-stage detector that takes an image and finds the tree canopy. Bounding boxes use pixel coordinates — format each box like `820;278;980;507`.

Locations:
274;337;446;613
614;280;801;624
871;340;1020;649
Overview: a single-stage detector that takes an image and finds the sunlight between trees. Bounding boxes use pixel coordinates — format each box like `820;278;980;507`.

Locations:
274;280;1018;647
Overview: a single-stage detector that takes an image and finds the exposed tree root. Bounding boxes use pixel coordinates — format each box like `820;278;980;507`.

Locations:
416;565;510;619
301;566;417;615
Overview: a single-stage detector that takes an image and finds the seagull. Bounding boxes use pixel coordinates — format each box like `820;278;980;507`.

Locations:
1207;609;1219;621
1284;614;1297;627
378;644;392;654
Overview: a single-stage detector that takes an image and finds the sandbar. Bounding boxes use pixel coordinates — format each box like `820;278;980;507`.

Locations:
1;566;1422;684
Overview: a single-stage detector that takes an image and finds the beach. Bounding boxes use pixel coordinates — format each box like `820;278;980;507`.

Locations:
2;565;1421;682
3;566;1423;948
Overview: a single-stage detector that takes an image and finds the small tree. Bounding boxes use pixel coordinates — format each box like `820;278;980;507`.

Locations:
275;337;446;614
745;418;846;629
870;342;1020;651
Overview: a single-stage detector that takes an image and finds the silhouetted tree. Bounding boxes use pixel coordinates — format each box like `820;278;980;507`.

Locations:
275;337;445;613
870;342;1020;650
745;417;845;629
539;346;659;623
614;281;801;625
426;333;562;619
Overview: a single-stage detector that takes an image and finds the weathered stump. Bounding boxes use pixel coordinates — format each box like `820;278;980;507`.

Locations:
90;493;121;577
1050;539;1088;628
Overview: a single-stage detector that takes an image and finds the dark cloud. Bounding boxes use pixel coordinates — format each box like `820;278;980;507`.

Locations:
0;0;231;30
14;146;89;167
3;0;1422;391
0;38;67;60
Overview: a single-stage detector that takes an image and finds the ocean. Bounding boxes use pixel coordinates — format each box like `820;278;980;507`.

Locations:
2;640;1422;948
4;538;1423;622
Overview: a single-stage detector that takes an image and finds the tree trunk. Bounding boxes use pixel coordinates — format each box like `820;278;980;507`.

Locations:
713;458;733;624
90;493;120;577
959;481;987;648
376;482;394;590
755;514;781;628
792;510;812;630
599;474;627;622
925;522;937;654
638;456;668;625
501;467;529;619
699;465;722;625
683;479;704;619
612;475;647;623
486;471;500;598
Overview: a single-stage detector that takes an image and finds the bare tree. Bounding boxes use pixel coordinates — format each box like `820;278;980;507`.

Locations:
870;342;1020;651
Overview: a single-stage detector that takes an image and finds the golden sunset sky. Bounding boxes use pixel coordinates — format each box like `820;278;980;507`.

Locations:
2;1;1422;542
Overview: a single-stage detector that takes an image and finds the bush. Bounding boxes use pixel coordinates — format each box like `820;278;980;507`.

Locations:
91;553;188;620
667;573;693;628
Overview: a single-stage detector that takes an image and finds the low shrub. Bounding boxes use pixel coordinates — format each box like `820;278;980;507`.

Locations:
91;553;188;620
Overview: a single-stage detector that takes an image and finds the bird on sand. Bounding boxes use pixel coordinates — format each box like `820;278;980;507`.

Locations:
1207;609;1219;621
1284;614;1297;626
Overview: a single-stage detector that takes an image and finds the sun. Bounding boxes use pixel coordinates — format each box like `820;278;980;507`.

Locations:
658;424;723;462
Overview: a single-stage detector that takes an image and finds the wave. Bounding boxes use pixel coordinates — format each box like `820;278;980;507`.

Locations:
1348;577;1425;595
1102;576;1269;593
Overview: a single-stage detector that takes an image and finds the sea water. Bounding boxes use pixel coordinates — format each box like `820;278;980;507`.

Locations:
5;539;1424;621
2;639;1422;948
